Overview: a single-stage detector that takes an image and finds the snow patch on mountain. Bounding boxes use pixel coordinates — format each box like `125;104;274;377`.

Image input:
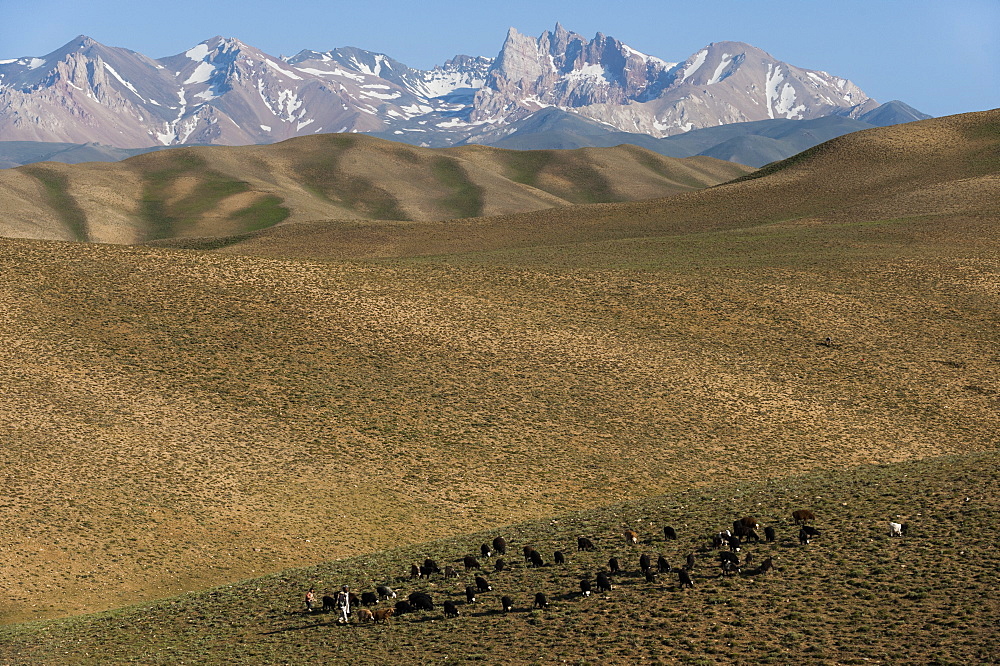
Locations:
708;54;732;85
185;44;210;61
264;59;302;80
103;63;145;101
183;61;214;85
680;50;708;83
566;63;608;82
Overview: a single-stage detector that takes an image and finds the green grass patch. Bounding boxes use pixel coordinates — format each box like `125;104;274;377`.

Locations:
228;195;290;232
139;152;254;240
551;163;622;204
19;166;89;241
432;157;484;219
502;151;555;186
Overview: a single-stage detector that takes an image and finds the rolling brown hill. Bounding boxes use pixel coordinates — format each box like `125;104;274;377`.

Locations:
0;110;996;625
0;134;750;244
205;108;1000;261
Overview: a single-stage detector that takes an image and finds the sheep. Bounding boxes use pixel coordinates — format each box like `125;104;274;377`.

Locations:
554;550;566;565
494;558;506;573
685;553;696;570
474;575;492;592
408;591;434;611
657;555;671;574
356;608;374;623
360;591;379;607
624;529;639;545
580;578;592;597
639;553;652;573
719;551;740;576
759;557;774;575
481;543;492;559
443;600;460;618
500;595;514;613
533;592;549;609
444;565;458;579
644;568;658;583
889;521;907;537
465;585;477;604
608;557;621;574
799;526;823;545
596;571;613;592
764;526;776;543
577;537;595;552
492;536;508;556
802;525;821;540
376;585;397;600
663;525;677;540
423;558;441;576
463;555;481;571
719;551;740;566
678;569;694;589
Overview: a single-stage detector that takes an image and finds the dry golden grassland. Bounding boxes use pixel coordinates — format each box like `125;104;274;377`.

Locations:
0;136;750;244
0;110;996;639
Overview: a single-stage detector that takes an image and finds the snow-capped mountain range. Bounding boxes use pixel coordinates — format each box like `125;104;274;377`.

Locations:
0;24;889;149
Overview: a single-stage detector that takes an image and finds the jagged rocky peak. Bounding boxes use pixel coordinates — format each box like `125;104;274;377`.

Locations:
473;23;676;121
64;35;97;51
0;26;915;150
486;23;672;91
167;36;255;68
489;26;549;83
438;54;493;74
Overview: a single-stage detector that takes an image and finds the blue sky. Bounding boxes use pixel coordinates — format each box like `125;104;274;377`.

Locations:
1;0;996;118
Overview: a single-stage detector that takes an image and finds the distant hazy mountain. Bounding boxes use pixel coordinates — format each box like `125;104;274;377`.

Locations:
457;102;926;167
0;25;928;154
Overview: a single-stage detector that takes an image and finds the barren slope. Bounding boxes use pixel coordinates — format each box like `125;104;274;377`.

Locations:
0;134;751;244
0;110;996;624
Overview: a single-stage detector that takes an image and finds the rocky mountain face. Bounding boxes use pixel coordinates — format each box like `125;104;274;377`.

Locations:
0;25;898;149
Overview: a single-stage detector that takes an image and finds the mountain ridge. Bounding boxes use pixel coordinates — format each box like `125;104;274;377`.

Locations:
0;25;928;151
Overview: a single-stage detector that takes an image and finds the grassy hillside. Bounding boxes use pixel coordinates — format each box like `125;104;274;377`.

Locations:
1;450;996;664
0;110;996;628
213;109;1000;262
0;134;750;244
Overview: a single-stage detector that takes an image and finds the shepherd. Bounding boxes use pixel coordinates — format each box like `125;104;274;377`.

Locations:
336;585;351;624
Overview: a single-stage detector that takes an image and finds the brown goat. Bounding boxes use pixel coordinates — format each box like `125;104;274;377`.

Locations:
792;509;816;525
372;607;395;624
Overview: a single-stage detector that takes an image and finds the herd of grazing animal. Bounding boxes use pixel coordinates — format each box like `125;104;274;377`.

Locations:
303;509;915;626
